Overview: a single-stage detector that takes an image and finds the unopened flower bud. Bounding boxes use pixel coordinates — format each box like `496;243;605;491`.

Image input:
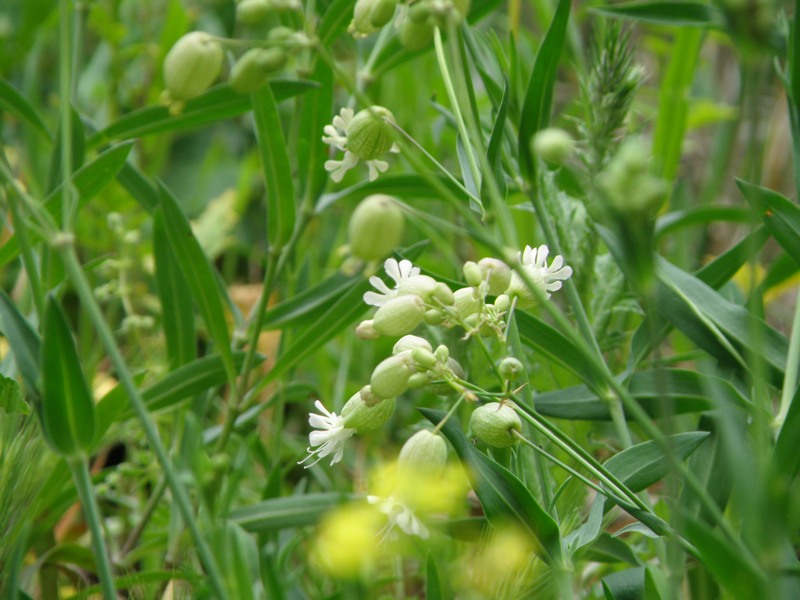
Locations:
411;347;437;369
434;344;449;363
398;430;447;473
371;353;414;399
342;391;396;432
163;32;223;102
231;48;287;94
597;138;668;216
399;17;434;50
432;282;454;305
533;128;574;166
347;106;396;161
463;261;483;287
478;258;511;295
348;194;405;261
350;0;380;36
369;0;398;27
494;294;511;312
236;0;272;25
470;402;521;448
409;0;433;22
356;319;380;339
393;335;432;355
498;356;524;381
373;295;425;337
424;309;446;325
453;287;480;319
268;26;298;43
408;372;432;389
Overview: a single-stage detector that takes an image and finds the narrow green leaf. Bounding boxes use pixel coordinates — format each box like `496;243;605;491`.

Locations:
515;311;603;389
591;2;724;27
604;432;709;494
46;107;85;194
231;493;355;532
261;272;360;330
158;184;236;383
601;567;645;600
534;369;749;421
652;29;703;184
484;78;509;202
774;386;800;480
153;207;196;369
420;407;563;565
629;227;769;367
681;513;767;595
86;81;317;146
40;297;96;456
0;289;41;395
426;553;444;600
296;60;333;202
251;84;297;249
655;205;754;237
737;179;800;265
517;0;571;180
578;533;642;565
0;77;51;139
657;258;788;378
255;278;370;391
115;161;159;213
317;0;356;44
139;352;257;416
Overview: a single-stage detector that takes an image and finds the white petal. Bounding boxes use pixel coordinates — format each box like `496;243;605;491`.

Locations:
384;258;402;282
363;291;390;306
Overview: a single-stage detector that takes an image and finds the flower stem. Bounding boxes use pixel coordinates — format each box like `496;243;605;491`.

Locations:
69;457;117;600
57;243;229;600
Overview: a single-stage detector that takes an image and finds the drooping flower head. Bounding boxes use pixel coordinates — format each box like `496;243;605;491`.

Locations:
506;244;573;307
298;400;356;468
363;258;421;306
323;106;399;182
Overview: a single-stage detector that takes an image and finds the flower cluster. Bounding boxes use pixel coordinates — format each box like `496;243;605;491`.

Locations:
357;249;571;341
301;245;572;546
349;0;471;51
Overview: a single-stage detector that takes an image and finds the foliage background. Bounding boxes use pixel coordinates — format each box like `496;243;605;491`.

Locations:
2;0;800;598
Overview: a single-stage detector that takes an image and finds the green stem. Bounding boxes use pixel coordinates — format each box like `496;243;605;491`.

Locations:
434;27;485;217
57;243;228;600
69;457;116;600
7;192;45;318
514;430;634;509
776;271;800;431
59;0;75;230
119;476;168;558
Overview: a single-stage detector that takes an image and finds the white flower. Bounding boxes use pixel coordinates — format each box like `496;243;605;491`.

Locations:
298;400;356;468
367;495;430;540
363;258;421;306
322;107;399;183
507;244;573;304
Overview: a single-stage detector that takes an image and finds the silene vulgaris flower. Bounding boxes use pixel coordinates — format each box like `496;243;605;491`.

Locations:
506;244;573;307
367;494;430;540
363;258;422;306
323;106;399;182
298;400;355;468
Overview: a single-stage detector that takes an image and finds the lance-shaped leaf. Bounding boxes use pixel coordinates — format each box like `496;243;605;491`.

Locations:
40;297;95;456
251;84;296;250
159;184;236;384
518;0;571;180
738;179;800;266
